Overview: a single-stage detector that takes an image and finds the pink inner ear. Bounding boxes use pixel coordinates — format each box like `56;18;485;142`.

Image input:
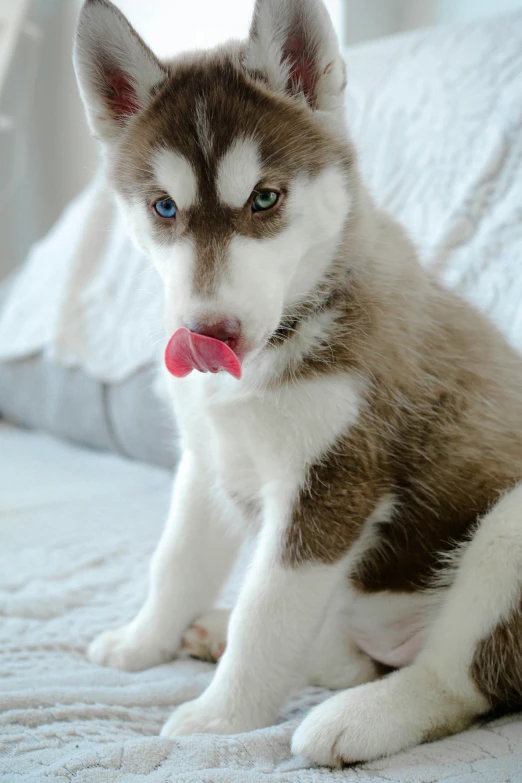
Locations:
106;71;140;122
283;34;317;107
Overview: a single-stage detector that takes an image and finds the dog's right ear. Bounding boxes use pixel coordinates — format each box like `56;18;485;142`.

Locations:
73;0;167;144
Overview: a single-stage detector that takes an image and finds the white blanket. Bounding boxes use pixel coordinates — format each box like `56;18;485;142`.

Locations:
1;424;521;782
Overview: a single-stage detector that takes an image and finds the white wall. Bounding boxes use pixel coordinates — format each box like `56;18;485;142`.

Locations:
0;0;97;280
116;0;343;57
344;0;522;44
432;0;522;24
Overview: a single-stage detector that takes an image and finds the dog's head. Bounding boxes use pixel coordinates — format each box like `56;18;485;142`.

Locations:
74;0;354;376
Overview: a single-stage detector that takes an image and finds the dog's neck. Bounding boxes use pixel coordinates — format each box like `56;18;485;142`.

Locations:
247;182;429;391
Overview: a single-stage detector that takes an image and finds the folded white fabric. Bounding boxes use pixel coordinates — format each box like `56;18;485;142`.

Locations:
0;171;163;383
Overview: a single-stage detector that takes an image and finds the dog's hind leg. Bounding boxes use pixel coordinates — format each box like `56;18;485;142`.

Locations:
181;603;380;689
180;609;231;663
307;607;380;690
293;482;522;765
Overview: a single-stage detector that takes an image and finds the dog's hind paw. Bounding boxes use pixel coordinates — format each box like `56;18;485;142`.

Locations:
180;609;230;663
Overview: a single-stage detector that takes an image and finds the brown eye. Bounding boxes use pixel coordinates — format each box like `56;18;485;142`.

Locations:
252;190;279;212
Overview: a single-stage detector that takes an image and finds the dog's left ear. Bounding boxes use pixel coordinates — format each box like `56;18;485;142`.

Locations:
245;0;346;120
73;0;167;144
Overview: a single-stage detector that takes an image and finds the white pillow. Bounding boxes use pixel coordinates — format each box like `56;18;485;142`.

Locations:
0;172;163;382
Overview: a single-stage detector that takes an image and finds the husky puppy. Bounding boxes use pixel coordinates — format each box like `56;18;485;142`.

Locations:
74;0;522;765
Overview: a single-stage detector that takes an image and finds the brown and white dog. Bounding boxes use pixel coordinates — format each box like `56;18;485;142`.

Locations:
74;0;522;765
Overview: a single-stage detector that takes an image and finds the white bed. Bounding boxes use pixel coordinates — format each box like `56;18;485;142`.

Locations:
1;423;521;782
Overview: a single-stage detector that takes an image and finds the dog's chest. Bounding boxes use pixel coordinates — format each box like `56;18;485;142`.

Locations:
173;371;363;512
211;412;266;505
206;394;301;504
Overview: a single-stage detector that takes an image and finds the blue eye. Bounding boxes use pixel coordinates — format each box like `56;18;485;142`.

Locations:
252;190;279;212
154;198;177;218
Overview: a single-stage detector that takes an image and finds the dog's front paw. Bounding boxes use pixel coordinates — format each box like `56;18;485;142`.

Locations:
293;665;479;767
291;690;360;767
160;697;244;738
88;622;175;671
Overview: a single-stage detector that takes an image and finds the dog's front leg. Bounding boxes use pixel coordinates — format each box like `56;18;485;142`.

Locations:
161;488;345;737
88;450;242;671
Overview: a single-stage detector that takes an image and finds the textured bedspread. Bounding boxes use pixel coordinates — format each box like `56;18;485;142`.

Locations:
1;425;521;782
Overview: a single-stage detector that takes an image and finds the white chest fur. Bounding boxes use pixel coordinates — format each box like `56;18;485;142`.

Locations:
168;369;363;513
168;369;444;668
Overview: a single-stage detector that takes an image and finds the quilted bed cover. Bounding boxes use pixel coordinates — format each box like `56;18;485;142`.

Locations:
1;424;521;782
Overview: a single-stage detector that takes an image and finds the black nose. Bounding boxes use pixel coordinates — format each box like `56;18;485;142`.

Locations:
185;318;241;348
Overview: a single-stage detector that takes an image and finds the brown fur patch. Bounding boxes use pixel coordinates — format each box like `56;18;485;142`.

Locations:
283;232;522;590
471;593;522;708
283;367;519;589
283;406;390;566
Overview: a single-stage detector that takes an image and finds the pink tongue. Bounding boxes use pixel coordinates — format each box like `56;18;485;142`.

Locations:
165;327;242;379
